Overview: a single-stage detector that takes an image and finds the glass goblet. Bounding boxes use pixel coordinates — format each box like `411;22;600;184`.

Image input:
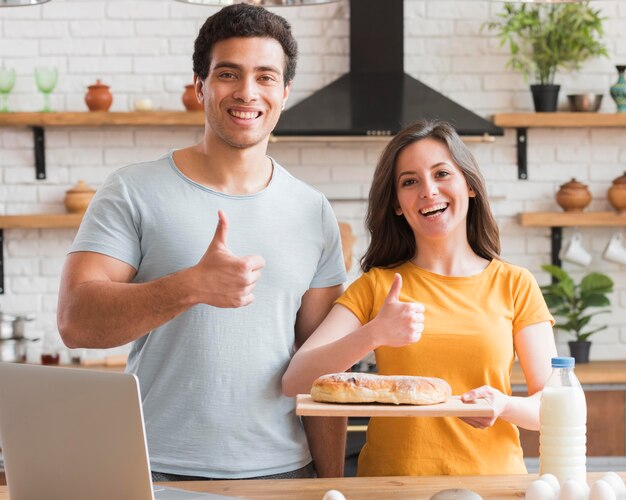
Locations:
0;67;16;113
34;66;58;112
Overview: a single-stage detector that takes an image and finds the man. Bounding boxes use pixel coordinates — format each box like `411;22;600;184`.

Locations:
57;4;347;480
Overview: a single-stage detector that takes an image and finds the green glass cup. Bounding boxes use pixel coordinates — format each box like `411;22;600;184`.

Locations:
34;66;58;112
0;67;16;113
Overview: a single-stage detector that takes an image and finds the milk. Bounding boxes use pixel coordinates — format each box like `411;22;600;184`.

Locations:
539;358;587;486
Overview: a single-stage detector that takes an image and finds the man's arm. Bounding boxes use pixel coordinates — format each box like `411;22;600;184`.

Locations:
57;211;265;348
295;284;346;478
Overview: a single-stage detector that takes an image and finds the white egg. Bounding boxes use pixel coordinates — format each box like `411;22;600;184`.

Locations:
589;480;617;500
526;479;555;500
558;480;586;500
322;490;346;500
601;472;626;500
540;474;561;496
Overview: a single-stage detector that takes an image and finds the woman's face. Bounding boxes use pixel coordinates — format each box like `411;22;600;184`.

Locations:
394;138;475;244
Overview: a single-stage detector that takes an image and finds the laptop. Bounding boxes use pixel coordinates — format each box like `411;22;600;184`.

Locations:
0;363;238;500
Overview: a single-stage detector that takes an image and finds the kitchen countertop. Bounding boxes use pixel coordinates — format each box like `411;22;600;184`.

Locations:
511;360;626;386
1;473;624;499
61;359;626;385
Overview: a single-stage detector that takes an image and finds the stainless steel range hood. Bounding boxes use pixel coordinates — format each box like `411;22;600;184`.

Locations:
274;0;503;139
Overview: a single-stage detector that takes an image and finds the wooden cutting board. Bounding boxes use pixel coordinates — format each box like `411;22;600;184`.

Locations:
296;394;494;417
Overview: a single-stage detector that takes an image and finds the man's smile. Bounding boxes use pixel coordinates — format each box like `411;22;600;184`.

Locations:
228;109;262;120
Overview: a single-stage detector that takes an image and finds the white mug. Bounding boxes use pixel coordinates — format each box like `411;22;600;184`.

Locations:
560;232;592;267
603;233;626;266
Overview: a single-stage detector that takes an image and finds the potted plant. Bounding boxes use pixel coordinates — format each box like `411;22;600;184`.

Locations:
540;264;613;363
485;2;608;112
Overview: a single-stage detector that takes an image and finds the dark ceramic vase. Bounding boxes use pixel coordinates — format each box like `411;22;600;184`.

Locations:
531;84;560;112
568;341;591;364
610;65;626;113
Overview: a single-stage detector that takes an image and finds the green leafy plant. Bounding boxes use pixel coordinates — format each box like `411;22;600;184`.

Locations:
541;264;613;342
484;2;608;85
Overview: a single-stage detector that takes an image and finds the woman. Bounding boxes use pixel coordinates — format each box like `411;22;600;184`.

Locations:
282;120;557;476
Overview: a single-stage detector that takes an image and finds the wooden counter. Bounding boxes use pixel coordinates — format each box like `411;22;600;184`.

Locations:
511;360;626;386
0;473;623;499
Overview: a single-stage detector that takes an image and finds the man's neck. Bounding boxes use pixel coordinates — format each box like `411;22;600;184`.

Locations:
173;137;273;195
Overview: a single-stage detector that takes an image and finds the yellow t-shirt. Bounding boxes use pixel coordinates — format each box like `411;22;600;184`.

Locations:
335;259;554;476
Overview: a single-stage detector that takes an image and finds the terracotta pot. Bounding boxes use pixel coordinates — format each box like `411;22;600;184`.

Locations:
182;84;202;111
555;178;592;212
85;79;113;112
608;171;626;212
64;180;96;213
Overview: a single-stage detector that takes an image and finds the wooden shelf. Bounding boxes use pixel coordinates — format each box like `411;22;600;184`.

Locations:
494;112;626;128
0;213;83;229
493;113;626;180
520;211;626;227
0;111;205;127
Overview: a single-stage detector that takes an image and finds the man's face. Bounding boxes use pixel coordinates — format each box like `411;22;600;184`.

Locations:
197;36;291;149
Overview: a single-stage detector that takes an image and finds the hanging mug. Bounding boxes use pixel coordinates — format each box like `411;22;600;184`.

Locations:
559;232;592;267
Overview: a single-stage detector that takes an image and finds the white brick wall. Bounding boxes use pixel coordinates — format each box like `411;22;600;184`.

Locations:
1;0;625;361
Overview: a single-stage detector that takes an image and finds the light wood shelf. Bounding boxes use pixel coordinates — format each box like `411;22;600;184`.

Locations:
519;211;626;227
0;213;83;229
494;112;626;128
0;111;205;127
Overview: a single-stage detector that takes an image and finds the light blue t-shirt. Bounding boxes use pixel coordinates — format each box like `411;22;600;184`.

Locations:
69;152;347;478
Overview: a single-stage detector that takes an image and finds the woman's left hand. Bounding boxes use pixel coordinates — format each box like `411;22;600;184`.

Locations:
458;385;508;429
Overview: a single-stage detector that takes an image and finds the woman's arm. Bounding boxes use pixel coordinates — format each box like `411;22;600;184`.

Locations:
282;274;425;397
460;320;557;430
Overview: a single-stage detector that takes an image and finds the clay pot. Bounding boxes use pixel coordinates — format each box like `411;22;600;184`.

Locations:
182;84;203;111
608;171;626;212
555;178;592;212
85;79;113;112
64;180;96;213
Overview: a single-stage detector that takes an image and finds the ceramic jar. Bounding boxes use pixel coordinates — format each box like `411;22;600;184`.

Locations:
64;180;96;213
608;171;626;212
85;79;113;112
610;65;626;113
555;178;592;212
182;84;202;111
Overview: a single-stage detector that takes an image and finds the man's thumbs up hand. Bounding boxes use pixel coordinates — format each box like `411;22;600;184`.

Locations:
373;273;425;348
193;211;266;308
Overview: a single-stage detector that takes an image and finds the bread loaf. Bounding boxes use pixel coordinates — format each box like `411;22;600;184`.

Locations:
311;372;452;405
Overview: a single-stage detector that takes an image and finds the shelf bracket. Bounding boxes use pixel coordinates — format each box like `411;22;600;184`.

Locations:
33;126;46;180
551;226;563;283
0;229;4;294
516;128;528;180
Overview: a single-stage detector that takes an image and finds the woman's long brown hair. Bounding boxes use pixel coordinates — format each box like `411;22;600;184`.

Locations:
360;119;501;273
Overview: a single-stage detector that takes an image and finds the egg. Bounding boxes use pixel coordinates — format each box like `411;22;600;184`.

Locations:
322;490;346;500
601;472;626;500
558;480;586;500
526;479;555;500
540;474;561;497
589;480;617;500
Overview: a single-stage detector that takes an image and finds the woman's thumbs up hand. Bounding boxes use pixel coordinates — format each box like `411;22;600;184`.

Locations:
372;273;425;348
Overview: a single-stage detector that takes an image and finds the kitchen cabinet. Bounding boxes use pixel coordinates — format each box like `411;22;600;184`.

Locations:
518;211;626;267
493;112;626;180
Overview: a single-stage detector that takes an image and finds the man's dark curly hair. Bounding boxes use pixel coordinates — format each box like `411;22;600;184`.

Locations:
193;4;298;86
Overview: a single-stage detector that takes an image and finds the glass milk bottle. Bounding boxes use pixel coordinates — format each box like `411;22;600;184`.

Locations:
539;357;587;485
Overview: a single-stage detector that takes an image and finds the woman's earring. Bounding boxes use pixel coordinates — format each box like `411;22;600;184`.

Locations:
395;207;403;216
